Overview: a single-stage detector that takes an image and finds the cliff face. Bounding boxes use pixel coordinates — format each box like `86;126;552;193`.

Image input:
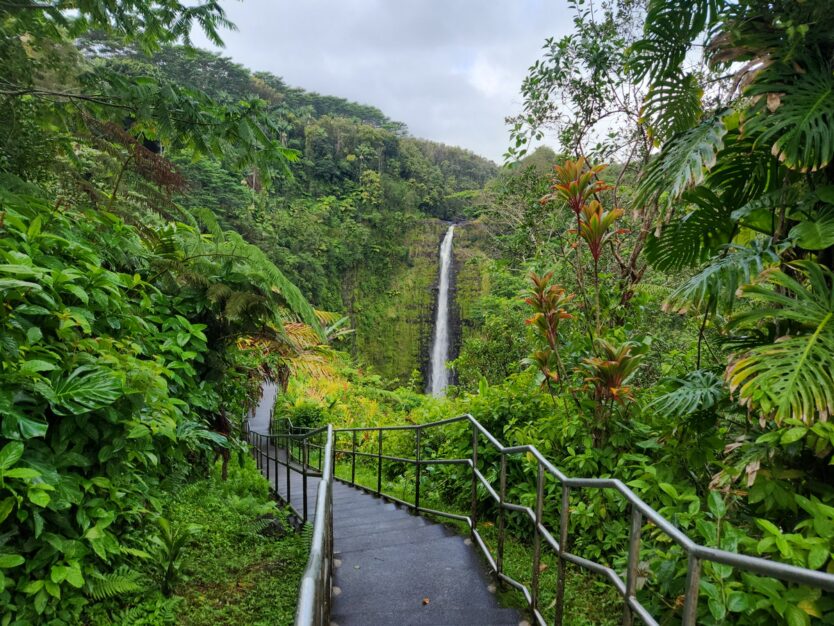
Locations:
346;219;493;387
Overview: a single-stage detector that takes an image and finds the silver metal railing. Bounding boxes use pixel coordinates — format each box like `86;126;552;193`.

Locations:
326;413;834;626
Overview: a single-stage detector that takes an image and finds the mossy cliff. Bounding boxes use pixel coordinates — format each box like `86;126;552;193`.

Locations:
345;218;493;386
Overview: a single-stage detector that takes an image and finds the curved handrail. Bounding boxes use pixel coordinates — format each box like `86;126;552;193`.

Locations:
294;424;334;626
328;412;834;626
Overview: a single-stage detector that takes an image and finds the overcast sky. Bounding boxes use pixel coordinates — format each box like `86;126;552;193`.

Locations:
191;0;572;162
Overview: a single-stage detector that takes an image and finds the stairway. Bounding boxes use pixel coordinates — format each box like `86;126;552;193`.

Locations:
248;394;522;626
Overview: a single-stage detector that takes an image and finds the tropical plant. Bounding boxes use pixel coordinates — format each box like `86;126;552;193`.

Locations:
150;518;201;596
523;271;573;394
727;262;834;425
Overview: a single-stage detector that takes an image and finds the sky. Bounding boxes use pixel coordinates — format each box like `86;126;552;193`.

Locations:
191;0;572;163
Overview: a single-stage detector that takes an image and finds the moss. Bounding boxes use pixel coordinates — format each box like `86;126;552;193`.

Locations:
347;219;446;384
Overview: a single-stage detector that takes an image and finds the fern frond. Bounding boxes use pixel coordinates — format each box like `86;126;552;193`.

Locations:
86;566;145;601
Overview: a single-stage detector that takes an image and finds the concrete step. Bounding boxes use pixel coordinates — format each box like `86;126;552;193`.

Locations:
335;519;453;554
330;607;523;626
335;515;428;538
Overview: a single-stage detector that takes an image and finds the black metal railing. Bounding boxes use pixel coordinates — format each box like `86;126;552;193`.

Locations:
251;412;834;626
245;416;334;626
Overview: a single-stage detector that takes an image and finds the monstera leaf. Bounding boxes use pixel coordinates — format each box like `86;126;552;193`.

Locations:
727;261;834;424
645;187;735;271
650;370;727;419
746;66;834;172
665;240;779;314
636;111;730;205
640;71;703;141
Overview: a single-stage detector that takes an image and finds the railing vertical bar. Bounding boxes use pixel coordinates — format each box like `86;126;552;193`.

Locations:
497;453;506;576
265;435;271;485
286;432;292;507
351;430;357;487
531;463;544;613
470;423;478;539
622;506;643;626
302;439;309;523
554;484;570;626
377;428;383;496
682;555;701;626
415;427;422;511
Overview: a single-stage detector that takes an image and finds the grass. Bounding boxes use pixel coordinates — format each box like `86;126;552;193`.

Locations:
169;458;308;626
82;457;308;626
333;457;621;625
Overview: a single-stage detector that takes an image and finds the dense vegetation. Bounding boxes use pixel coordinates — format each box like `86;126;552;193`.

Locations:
3;0;834;624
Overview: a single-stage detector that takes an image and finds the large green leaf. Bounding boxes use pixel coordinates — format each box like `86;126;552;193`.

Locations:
789;211;834;250
727;261;834;423
665;240;779;313
645;188;735;271
649;370;727;418
0;442;24;471
746;66;834;172
43;366;122;416
636;111;730;206
640;72;703;142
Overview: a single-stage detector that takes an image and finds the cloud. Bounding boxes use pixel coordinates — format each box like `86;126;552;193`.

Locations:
192;0;571;161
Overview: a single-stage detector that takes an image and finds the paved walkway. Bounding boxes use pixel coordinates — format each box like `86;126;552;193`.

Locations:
249;388;522;625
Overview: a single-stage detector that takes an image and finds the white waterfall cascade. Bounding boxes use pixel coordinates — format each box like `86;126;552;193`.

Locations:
428;225;455;397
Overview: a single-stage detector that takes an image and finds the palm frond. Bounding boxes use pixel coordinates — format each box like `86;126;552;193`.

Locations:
727;261;834;424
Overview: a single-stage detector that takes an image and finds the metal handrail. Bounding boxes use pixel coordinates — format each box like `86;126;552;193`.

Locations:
294;424;334;626
325;413;834;626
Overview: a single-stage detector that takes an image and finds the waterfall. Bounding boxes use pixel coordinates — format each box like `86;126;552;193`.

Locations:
428;225;455;397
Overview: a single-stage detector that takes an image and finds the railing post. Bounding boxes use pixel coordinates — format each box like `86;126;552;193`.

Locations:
470;423;478;539
265;435;271;485
302;438;309;523
258;434;263;470
377;428;383;496
531;463;544;615
682;554;701;626
497;453;506;576
554;484;570;626
351;430;357;487
415;427;422;511
286;434;292;506
622;506;643;626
